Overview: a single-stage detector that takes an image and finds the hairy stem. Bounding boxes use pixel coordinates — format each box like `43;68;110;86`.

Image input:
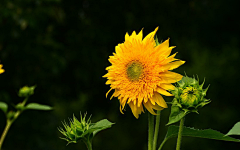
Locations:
153;111;161;150
0;97;28;150
176;117;185;150
0;120;12;150
84;139;92;150
148;113;154;150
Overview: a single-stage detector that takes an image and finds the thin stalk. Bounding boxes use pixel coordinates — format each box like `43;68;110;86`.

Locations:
148;113;154;150
176;117;185;150
158;138;168;150
21;97;28;106
153;111;161;150
0;97;28;150
0;120;12;150
84;139;92;150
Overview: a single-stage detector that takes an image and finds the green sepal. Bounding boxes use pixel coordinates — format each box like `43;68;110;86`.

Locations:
196;98;211;108
0;101;8;113
167;103;188;125
225;122;240;136
155;36;160;46
25;103;52;110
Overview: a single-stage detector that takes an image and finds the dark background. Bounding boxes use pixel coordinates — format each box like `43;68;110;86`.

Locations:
0;0;240;150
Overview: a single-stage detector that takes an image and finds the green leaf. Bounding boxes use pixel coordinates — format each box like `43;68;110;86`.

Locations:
25;103;52;110
167;105;188;125
165;125;240;142
226;122;240;136
92;119;114;136
82;119;114;139
0;101;8;113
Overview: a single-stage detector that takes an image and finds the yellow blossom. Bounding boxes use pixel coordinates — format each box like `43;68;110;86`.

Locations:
103;27;185;118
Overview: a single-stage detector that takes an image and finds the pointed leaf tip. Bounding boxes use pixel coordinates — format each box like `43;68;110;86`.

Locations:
225;122;240;136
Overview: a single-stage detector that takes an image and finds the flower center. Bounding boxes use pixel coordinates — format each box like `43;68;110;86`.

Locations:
126;61;143;81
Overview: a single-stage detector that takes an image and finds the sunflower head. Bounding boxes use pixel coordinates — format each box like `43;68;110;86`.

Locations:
103;27;185;118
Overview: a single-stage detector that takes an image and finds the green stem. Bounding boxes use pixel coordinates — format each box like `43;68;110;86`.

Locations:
176;117;185;150
158;138;168;150
153;111;161;150
0;120;12;150
0;97;27;150
84;139;92;150
148;113;154;150
22;97;28;106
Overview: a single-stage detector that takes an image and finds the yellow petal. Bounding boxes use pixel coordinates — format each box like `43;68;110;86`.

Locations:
152;92;168;108
137;96;144;107
106;80;112;85
115;45;123;56
143;101;157;115
143;101;164;115
125;33;130;41
149;96;156;105
128;101;143;119
161;52;178;64
131;31;137;37
143;27;158;44
106;88;113;98
156;46;175;59
137;28;143;40
161;60;185;71
119;105;124;114
119;97;126;114
156;38;169;52
156;87;173;96
160;83;175;90
160;71;183;83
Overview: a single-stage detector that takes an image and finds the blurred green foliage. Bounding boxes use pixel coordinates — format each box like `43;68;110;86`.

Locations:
0;0;240;150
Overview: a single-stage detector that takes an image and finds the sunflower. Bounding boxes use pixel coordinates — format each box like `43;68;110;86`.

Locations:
0;64;4;74
103;27;185;118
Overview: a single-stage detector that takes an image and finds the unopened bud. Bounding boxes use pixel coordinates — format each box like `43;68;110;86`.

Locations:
18;86;36;97
171;76;210;112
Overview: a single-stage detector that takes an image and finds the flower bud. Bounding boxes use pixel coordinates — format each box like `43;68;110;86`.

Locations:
59;113;92;144
18;86;36;97
171;76;210;113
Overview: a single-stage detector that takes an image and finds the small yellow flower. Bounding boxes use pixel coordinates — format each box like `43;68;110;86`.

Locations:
0;64;4;74
103;27;185;118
